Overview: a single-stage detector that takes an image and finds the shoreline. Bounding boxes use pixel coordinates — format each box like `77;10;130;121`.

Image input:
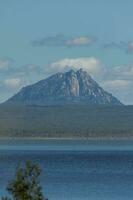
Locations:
0;137;133;141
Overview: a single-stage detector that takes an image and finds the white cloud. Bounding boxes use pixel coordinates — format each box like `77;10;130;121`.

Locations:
49;57;104;76
100;64;133;104
107;65;133;80
0;58;13;71
101;79;133;105
102;65;133;83
32;35;96;47
102;79;131;89
66;36;95;46
127;41;133;53
26;64;37;71
20;64;41;74
4;78;22;90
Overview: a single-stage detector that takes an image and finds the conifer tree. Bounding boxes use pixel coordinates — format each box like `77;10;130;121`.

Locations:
2;161;48;200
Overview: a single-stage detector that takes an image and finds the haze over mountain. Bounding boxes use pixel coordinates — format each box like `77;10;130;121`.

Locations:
6;69;122;106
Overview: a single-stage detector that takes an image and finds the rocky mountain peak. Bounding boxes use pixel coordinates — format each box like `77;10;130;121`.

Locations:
5;69;123;106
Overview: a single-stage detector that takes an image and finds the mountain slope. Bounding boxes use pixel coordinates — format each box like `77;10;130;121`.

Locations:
6;69;122;105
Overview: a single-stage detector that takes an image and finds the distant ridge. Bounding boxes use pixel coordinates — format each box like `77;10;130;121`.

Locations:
5;69;123;105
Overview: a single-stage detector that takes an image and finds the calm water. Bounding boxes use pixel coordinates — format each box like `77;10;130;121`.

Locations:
1;139;133;200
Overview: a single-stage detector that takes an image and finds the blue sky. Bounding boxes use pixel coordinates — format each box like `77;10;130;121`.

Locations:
0;0;133;104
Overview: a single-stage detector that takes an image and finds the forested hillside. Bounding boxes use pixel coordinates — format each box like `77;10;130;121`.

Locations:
0;105;133;139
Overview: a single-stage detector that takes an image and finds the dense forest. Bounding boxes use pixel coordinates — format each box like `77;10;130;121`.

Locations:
0;104;133;139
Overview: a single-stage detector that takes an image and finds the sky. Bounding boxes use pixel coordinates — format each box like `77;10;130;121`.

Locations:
0;0;133;104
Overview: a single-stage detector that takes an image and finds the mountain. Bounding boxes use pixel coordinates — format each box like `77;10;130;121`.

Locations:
6;69;123;105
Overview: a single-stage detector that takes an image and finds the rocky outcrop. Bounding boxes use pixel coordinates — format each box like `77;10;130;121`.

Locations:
6;69;123;105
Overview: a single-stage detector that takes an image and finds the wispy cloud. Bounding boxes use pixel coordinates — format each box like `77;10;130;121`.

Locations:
31;33;133;56
101;64;133;104
103;79;131;89
4;78;23;90
0;60;43;94
0;58;13;72
49;57;103;76
31;33;133;55
103;40;133;54
127;41;133;53
103;41;126;49
31;34;96;47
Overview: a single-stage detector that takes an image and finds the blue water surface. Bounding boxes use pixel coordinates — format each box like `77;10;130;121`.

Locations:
0;139;133;200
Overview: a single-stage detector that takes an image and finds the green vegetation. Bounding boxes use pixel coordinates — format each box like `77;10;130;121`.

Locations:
2;161;48;200
0;104;133;139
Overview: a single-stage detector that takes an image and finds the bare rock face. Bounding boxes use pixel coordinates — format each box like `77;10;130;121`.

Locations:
6;69;123;105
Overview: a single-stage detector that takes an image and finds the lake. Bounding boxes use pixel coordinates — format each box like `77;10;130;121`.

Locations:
0;139;133;200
